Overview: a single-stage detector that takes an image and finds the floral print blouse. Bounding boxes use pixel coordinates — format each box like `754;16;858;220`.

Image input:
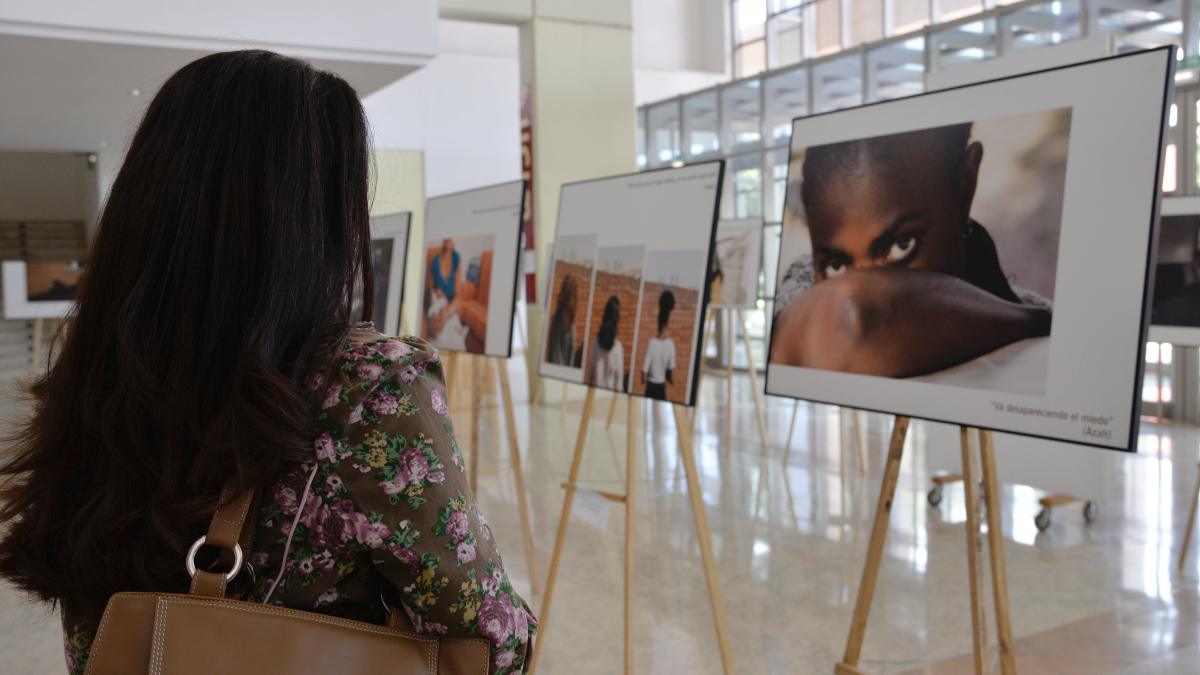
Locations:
63;328;536;674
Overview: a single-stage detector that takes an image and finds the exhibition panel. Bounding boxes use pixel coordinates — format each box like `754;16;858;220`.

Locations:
709;219;763;309
765;49;1174;450
1;260;82;320
538;162;724;406
420;180;525;357
367;212;411;337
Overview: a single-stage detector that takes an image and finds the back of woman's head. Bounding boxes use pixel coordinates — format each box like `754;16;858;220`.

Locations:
0;50;372;617
598;296;620;350
552;274;577;328
657;291;676;333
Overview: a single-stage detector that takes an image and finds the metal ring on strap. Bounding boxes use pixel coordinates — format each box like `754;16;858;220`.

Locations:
185;536;244;582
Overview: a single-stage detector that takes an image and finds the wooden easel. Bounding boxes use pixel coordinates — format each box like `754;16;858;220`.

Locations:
836;417;1015;675
1180;462;1200;570
29;317;61;376
445;350;543;596
529;388;735;675
679;305;768;446
782;399;867;475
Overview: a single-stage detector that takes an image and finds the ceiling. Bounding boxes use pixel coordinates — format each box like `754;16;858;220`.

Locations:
0;33;421;154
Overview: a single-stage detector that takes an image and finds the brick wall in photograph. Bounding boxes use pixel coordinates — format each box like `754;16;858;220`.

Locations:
585;270;641;391
544;260;591;367
632;282;700;404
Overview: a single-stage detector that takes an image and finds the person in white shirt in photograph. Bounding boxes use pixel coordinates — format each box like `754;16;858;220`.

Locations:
641;291;676;400
585;296;625;391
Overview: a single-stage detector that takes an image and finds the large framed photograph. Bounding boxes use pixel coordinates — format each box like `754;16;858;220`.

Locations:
1149;198;1200;345
369;212;411;336
709;219;763;309
539;161;724;406
765;49;1173;451
2;260;84;319
420;180;525;357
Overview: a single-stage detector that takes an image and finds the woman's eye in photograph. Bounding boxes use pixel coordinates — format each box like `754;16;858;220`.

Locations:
886;235;917;264
823;259;848;278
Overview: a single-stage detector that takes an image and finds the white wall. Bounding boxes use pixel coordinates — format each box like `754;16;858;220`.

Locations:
0;0;438;62
633;0;726;74
363;5;733;196
0;152;91;222
365;20;522;197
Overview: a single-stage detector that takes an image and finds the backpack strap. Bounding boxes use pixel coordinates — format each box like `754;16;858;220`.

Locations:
188;480;256;598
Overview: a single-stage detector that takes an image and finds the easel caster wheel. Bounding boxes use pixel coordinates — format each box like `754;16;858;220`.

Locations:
1083;500;1098;523
1035;509;1052;531
927;486;943;507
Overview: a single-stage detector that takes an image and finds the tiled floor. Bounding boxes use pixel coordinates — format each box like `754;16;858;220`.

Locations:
3;361;1200;673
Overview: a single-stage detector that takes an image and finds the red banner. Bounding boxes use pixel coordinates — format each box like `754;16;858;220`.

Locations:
520;84;537;304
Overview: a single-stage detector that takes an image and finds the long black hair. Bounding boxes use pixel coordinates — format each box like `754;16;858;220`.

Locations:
0;50;373;619
597;296;620;350
657;290;676;333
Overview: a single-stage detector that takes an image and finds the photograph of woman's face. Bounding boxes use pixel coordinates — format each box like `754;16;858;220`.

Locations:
770;108;1070;395
805;128;979;284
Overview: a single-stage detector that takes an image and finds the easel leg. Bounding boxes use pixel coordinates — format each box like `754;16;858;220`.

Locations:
673;404;736;675
1179;463;1200;570
725;310;733;444
737;308;769;449
854;411;867;475
497;363;542;596
624;395;637;675
606;391;620;430
469;355;481;494
837;416;910;674
529;388;597;675
783;399;800;466
30;318;45;376
960;428;987;675
979;430;1016;675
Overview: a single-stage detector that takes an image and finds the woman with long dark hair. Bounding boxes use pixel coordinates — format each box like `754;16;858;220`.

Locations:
583;296;625;390
0;50;534;675
545;273;578;367
641;291;676;400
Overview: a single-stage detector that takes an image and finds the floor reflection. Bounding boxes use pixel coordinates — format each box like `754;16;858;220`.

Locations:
2;363;1200;673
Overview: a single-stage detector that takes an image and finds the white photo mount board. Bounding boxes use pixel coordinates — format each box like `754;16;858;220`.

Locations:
766;49;1174;451
1149;196;1200;346
2;260;76;320
370;211;411;337
538;161;725;407
421;180;525;358
709;218;764;310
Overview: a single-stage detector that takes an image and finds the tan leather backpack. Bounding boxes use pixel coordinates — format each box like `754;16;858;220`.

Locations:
83;483;491;674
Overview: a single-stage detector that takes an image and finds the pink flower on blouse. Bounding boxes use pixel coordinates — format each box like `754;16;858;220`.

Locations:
455;541;476;564
321;382;343;410
316;587;339;606
476;594;514;644
356;362;384;382
397;448;430;485
388;541;418;570
366;390;399;416
431;388;448;416
354;518;389;549
274;484;299;516
348;405;363;425
324;473;343;495
307;372;324;391
447;511;469;540
378;339;413;362
315;433;337;462
398;365;420;384
495;651;515;669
